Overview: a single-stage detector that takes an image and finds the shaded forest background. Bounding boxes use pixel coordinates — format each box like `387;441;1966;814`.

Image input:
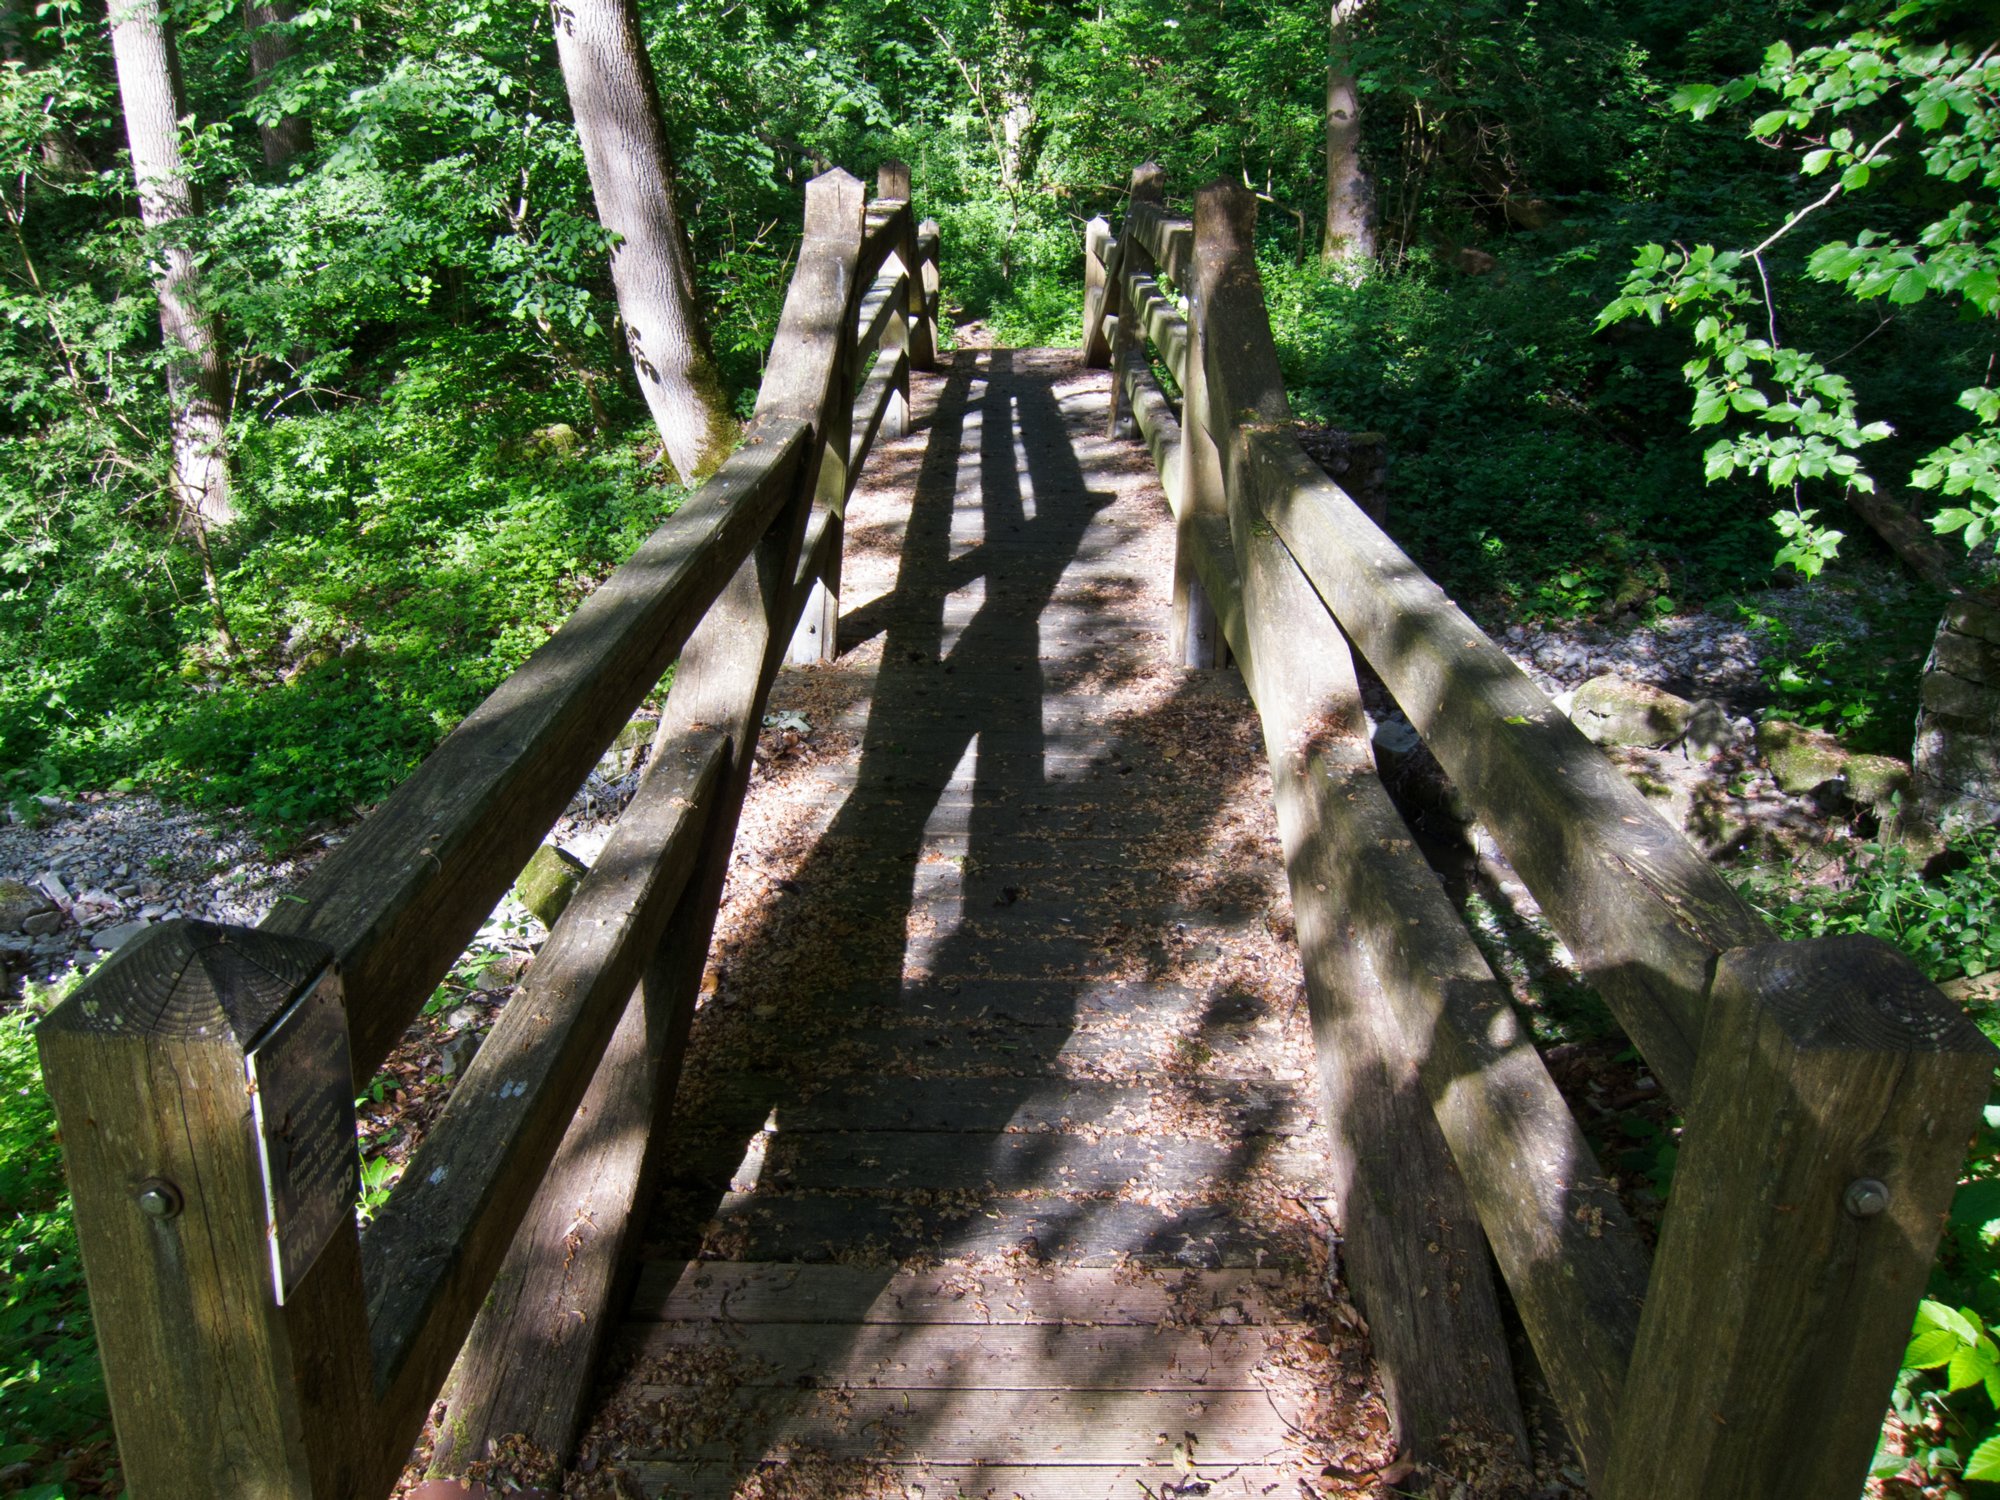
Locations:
5;1;2000;1496
7;0;1987;834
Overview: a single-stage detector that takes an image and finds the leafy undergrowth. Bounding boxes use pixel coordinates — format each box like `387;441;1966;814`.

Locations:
0;976;116;1500
2;359;687;847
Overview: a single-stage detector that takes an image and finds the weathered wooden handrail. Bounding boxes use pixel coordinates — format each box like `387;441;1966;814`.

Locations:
1087;168;1999;1499
40;159;941;1499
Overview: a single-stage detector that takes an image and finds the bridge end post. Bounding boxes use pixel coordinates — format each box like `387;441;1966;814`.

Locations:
36;920;375;1496
1600;935;1997;1500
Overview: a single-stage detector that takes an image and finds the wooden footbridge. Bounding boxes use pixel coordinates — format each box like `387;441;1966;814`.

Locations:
38;164;1997;1500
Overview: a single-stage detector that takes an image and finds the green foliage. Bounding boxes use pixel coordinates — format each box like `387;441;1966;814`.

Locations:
0;979;109;1494
1882;1260;2000;1485
1749;823;2000;983
1260;244;1778;618
1599;2;2000;576
1735;575;1943;752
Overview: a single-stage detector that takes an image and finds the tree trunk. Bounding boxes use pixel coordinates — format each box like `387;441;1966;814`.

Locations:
1323;0;1375;264
548;0;729;484
242;0;312;168
1907;599;2000;841
108;0;234;529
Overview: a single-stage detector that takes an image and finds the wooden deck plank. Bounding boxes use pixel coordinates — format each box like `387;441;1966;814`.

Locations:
665;1128;1319;1196
631;1460;1293;1500
626;1386;1301;1464
680;1191;1296;1269
625;1320;1288;1389
684;1076;1313;1136
630;1264;1302;1328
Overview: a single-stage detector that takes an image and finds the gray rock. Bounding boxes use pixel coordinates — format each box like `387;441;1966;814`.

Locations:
90;919;151;952
1845;753;1911;813
598;715;659;778
21;909;64;936
1682;699;1745;759
445;1004;485;1033
1569;675;1695;748
1911;599;2000;836
473;953;529;992
0;877;50;935
1757;719;1850;796
438;1030;483;1078
1370;714;1422;764
513;843;588;928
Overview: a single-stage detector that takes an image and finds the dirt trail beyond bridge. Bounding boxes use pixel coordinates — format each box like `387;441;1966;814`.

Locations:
573;349;1393;1498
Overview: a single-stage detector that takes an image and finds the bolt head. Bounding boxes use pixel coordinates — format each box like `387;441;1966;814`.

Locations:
1844;1177;1891;1218
135;1178;183;1220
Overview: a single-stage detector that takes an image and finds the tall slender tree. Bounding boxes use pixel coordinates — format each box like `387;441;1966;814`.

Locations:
107;0;233;528
549;0;730;483
242;0;312;168
1322;0;1375;263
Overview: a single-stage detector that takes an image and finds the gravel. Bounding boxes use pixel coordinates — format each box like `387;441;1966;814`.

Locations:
0;765;645;1002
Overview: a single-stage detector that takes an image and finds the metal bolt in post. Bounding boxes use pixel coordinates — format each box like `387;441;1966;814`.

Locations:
1843;1177;1891;1218
135;1178;183;1220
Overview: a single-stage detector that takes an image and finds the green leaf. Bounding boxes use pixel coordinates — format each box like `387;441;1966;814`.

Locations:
1801;148;1835;174
1809;242;1864;281
1841;161;1873;191
1925;1300;1981;1344
1906;1327;1961;1367
1672;83;1724;118
1915;94;1949;131
1753;110;1792;138
1967;1432;2000;1482
1889;266;1932;304
1948;1336;1997;1392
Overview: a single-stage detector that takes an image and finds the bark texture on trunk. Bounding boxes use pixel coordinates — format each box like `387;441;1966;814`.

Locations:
1909;598;2000;839
549;0;730;484
108;0;234;528
1322;0;1375;264
243;0;313;167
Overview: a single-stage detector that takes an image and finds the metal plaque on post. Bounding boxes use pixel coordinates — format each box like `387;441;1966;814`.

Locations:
245;966;359;1305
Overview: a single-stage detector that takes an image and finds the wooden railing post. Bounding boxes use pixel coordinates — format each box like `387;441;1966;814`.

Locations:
1081;214;1116;369
38;921;373;1496
787;172;867;664
653;162;865;995
1103;162;1159;442
1175;177;1232;669
1602;935;1996;1500
913;217;940;372
876;160;913;440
